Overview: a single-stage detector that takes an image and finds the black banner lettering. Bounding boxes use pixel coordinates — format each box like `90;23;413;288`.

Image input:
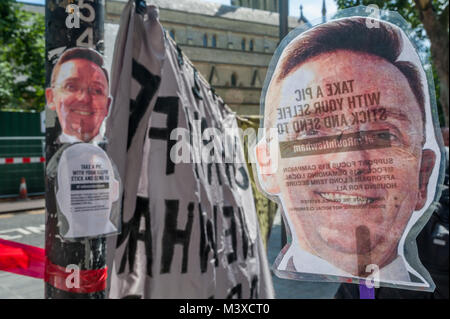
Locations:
226;283;242;299
225;163;249;190
199;204;218;273
128;59;161;149
207;163;223;185
235;166;249;190
250;276;259;299
117;196;153;277
161;200;194;274
223;206;237;264
148;97;179;175
236;207;249;260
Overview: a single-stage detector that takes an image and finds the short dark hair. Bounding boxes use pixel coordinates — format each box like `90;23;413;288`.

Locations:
274;17;425;139
50;47;109;87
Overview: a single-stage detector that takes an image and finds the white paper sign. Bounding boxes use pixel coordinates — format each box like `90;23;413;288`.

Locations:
56;143;120;238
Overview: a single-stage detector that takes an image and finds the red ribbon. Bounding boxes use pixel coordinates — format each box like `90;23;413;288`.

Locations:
0;238;107;294
44;261;107;294
0;238;45;279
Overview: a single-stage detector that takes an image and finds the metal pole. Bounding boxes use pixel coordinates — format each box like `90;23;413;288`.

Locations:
279;0;289;42
45;0;106;299
279;0;288;248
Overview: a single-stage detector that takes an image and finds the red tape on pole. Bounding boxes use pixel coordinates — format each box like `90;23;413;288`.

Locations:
0;238;107;294
44;261;107;294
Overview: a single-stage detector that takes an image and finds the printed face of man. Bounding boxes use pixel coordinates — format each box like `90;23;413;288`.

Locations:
46;58;110;142
260;50;435;276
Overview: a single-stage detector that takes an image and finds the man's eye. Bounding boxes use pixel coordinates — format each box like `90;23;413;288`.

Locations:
65;83;78;92
305;129;319;136
91;87;104;95
377;132;398;142
296;129;319;140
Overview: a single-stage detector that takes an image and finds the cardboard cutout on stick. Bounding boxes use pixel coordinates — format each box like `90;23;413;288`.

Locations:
254;7;446;291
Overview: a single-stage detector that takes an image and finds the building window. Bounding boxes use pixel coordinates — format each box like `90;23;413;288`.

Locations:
209;65;219;85
169;29;175;41
251;69;261;87
249;39;254;51
203;34;208;47
263;37;269;52
231;73;238;87
241;38;246;51
212;34;217;48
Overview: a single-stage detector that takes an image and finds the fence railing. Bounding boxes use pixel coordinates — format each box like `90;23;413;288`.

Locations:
0;136;45;198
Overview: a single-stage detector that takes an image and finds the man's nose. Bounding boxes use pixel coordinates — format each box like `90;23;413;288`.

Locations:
336;130;373;175
76;88;93;103
327;145;372;175
352;148;372;176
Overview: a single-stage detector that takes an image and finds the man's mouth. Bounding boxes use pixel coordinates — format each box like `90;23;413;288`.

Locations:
71;109;94;116
317;192;378;206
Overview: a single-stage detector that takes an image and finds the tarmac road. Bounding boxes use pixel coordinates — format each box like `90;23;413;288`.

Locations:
0;204;340;299
0;209;45;299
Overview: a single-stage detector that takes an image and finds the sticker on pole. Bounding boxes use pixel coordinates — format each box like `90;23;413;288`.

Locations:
56;143;120;239
253;7;446;292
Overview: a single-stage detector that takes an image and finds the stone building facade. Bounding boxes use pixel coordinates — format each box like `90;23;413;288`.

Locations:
231;0;279;13
105;0;319;116
28;0;327;116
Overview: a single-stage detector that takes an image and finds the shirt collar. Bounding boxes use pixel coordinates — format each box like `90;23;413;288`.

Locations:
280;244;412;283
59;132;104;144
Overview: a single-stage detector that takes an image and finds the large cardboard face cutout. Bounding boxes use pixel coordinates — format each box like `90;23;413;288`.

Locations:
255;11;445;291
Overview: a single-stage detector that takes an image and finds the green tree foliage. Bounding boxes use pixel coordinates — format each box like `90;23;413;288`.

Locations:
0;0;45;112
337;0;447;28
335;0;449;127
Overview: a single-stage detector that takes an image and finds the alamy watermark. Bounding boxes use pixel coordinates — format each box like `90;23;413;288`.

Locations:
365;4;380;28
364;264;380;289
65;264;80;289
169;124;280;172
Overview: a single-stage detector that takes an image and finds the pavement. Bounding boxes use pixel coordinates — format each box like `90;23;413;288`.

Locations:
0;199;340;299
0;198;45;214
267;211;340;299
0;207;45;299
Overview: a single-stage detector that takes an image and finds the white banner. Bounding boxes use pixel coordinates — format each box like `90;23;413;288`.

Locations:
105;1;274;299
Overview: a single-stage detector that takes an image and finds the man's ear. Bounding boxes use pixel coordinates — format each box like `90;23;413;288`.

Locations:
415;149;436;210
46;88;56;111
255;140;280;195
106;96;112;114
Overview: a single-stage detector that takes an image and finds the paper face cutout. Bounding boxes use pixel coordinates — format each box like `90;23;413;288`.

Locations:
46;47;111;144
